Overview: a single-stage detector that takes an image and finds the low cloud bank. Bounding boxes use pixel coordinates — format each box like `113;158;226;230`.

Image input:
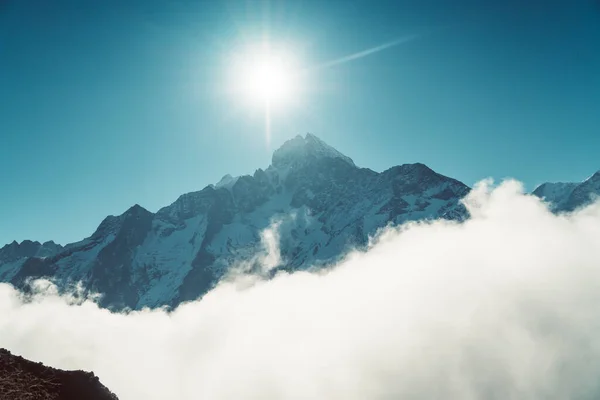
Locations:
2;180;600;399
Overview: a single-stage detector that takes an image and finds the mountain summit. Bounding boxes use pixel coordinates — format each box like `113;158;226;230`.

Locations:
0;134;469;310
271;133;356;168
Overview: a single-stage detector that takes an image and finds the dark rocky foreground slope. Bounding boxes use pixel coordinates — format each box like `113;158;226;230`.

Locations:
0;349;118;400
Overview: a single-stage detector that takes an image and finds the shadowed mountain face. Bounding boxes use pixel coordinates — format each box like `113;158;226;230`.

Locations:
0;134;470;310
0;349;118;400
0;240;63;264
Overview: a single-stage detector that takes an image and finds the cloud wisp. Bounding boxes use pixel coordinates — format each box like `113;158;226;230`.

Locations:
299;33;421;76
2;180;600;399
316;34;421;70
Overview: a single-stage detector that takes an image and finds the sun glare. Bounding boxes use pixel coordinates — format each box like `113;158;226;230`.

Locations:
245;55;290;102
227;43;301;144
231;47;298;107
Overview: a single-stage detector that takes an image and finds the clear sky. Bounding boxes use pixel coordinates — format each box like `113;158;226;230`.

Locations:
1;0;599;245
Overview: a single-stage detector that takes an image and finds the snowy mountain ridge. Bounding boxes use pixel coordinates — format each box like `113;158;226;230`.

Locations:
532;170;600;212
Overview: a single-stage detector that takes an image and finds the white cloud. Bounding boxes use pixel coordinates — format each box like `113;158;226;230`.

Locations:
2;180;600;399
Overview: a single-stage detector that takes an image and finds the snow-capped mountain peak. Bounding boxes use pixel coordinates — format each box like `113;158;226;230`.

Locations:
215;174;240;189
583;170;600;183
533;170;600;212
532;182;578;211
271;133;356;169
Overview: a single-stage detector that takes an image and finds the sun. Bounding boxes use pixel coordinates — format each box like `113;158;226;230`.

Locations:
225;42;302;144
244;55;291;103
231;46;298;107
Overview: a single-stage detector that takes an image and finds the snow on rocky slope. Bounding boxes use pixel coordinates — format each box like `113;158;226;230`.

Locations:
532;171;600;212
0;134;470;310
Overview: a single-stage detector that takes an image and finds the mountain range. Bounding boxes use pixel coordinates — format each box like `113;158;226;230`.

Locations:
0;134;598;310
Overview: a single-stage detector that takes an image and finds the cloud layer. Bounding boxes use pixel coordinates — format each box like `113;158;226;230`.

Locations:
2;180;600;400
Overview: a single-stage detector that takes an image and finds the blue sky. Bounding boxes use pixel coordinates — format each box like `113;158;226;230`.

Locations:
1;0;599;245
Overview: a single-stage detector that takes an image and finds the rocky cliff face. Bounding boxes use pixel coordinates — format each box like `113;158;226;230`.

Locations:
0;349;118;400
0;134;470;310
